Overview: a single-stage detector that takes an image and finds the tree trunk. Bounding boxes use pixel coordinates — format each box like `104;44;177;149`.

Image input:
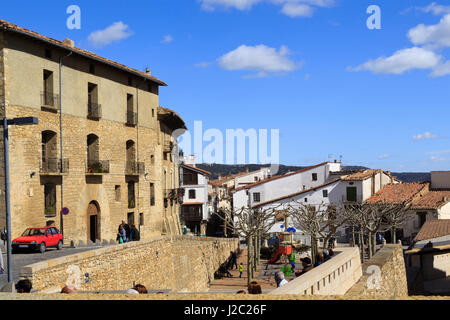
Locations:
253;235;258;274
311;236;316;265
352;226;356;247
368;232;373;259
391;227;396;244
247;237;253;284
256;232;261;265
358;228;364;263
373;233;377;256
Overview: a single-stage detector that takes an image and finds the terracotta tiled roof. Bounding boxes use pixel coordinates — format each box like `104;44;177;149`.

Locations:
252;178;341;208
367;183;429;204
341;169;383;181
182;164;211;176
411;190;450;210
0;19;167;86
414;219;450;242
233;162;329;192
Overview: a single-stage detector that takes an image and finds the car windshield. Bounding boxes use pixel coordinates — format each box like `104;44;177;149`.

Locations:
21;228;46;237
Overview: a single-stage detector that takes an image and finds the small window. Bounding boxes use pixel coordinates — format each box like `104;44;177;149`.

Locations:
253;193;261;203
323;190;328;198
139;213;144;226
151;155;155;165
152;109;155;118
312;173;318;181
304;198;308;203
150;183;155;206
189;190;196;199
115;185;121;201
127;212;135;226
89;64;95;74
254;177;259;182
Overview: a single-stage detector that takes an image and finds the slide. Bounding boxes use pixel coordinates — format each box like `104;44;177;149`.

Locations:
268;247;283;264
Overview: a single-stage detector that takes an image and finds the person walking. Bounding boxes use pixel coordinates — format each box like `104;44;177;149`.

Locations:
130;225;140;242
239;262;243;278
231;251;238;270
117;225;127;244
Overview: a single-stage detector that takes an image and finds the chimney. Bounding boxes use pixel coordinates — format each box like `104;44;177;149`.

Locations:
63;38;75;47
145;68;151;75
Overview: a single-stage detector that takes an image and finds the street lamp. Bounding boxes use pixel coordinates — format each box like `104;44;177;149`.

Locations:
2;117;39;284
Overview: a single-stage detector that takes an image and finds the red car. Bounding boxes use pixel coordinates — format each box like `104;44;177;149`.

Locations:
12;227;63;253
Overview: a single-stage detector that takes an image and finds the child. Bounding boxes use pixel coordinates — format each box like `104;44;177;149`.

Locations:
239;263;243;278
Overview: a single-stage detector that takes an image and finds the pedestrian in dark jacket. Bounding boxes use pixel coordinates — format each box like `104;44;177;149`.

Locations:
130;225;140;241
231;251;238;269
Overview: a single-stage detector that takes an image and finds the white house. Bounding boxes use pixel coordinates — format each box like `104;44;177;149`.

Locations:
180;163;211;235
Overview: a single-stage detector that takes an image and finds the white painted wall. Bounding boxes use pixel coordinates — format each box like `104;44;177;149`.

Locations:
234;168;270;188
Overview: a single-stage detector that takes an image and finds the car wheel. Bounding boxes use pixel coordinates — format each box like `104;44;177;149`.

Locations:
39;242;46;254
57;240;63;250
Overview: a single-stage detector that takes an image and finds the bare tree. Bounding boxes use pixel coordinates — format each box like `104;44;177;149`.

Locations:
288;201;347;265
215;206;278;284
339;201;410;261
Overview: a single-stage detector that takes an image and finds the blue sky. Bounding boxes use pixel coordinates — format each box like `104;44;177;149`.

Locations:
2;0;450;172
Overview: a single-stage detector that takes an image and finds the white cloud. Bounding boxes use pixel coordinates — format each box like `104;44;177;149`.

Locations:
413;132;439;141
419;2;450;15
350;47;442;75
87;22;133;48
378;154;390;160
161;35;174;44
430;60;450;77
281;3;315;17
408;14;450;49
199;0;334;17
218;44;300;77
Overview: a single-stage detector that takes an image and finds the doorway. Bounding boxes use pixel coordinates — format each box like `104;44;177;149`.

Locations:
87;201;100;242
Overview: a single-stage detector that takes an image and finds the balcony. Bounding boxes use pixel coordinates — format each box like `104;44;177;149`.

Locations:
87;102;102;120
125;161;145;176
41;91;60;112
126;111;137;126
86;160;110;175
40;158;69;175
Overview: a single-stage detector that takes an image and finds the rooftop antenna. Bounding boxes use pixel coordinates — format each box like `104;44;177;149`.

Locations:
339;155;343;163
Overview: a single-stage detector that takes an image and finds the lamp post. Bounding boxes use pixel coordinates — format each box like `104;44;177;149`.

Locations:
2;117;38;284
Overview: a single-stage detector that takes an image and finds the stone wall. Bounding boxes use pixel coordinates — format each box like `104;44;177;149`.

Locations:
345;244;408;298
0;33;6;231
20;236;239;293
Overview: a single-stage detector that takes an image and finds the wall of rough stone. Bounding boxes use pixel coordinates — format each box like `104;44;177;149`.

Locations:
20;236;239;293
345;244;408;298
0;33;6;232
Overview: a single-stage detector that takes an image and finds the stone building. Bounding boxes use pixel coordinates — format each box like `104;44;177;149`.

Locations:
0;19;186;243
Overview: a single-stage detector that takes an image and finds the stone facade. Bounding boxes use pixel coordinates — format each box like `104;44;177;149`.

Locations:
0;28;183;242
345;244;408;298
19;236;239;293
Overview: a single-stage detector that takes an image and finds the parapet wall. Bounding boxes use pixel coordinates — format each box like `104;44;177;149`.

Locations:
345;244;408;298
19;236;239;293
270;247;362;295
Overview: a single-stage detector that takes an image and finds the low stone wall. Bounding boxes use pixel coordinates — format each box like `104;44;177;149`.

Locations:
19;236;238;293
345;244;408;298
270;247;362;295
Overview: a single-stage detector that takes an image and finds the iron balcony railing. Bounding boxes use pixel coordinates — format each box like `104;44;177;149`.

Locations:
126;111;137;126
41;91;60;110
86;160;110;174
125;161;145;175
87;102;102;120
40;158;69;174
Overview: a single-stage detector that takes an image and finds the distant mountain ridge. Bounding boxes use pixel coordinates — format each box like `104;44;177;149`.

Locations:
196;163;431;183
